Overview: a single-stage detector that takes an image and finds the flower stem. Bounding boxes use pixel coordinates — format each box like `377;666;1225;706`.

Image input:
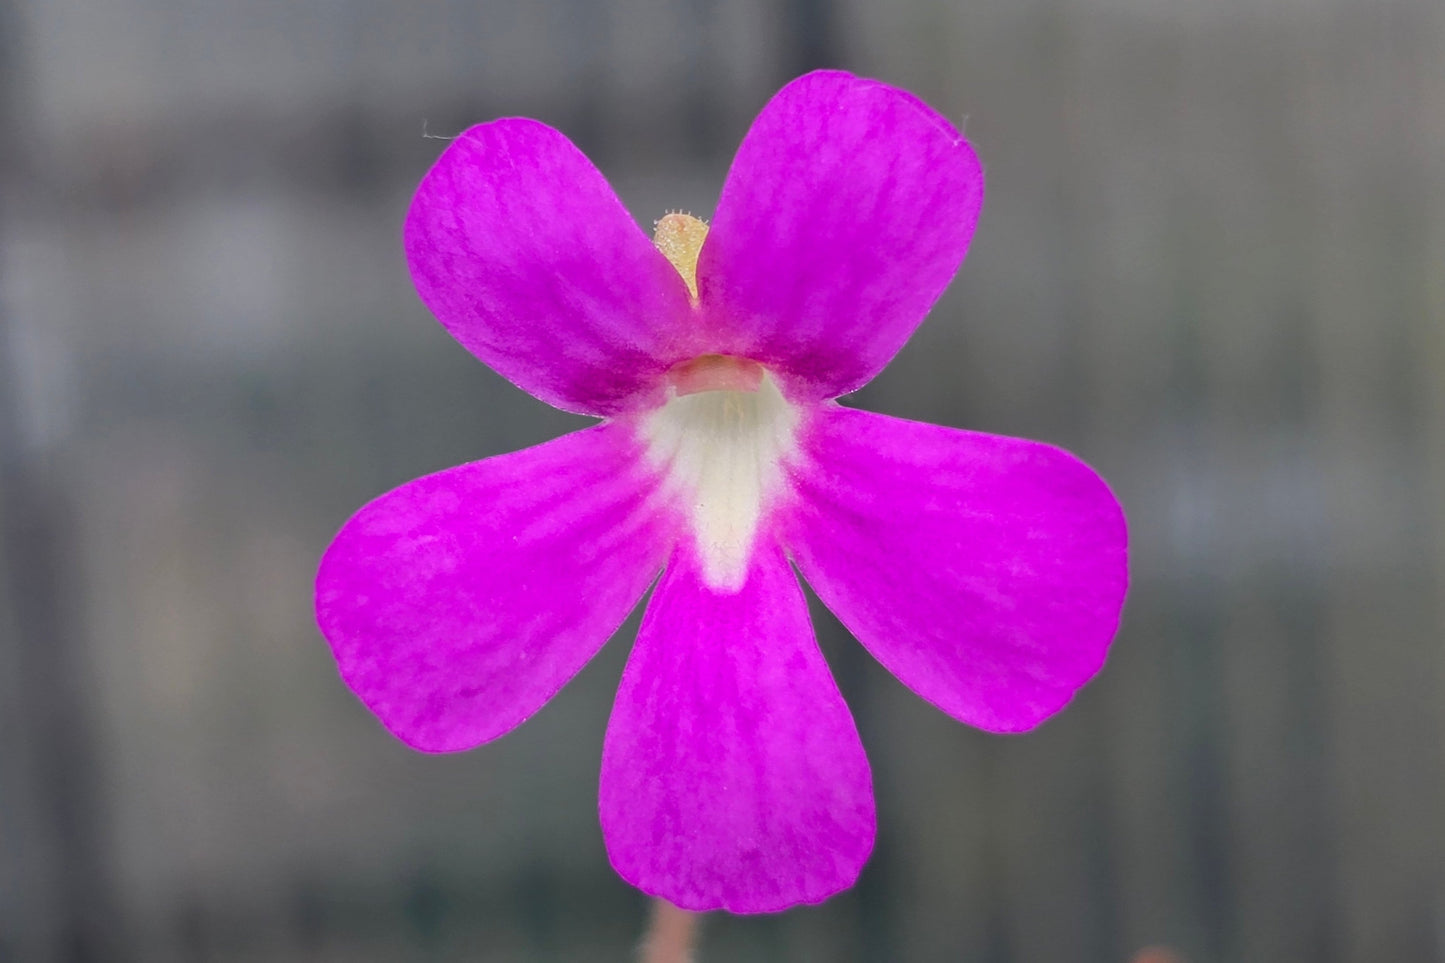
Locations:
639;898;701;963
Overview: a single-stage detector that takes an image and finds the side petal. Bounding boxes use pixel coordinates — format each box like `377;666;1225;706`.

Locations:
599;542;875;913
315;424;678;752
697;70;984;400
405;119;695;416
781;406;1128;733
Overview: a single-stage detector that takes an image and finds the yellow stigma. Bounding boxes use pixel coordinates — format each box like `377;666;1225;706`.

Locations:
652;212;709;299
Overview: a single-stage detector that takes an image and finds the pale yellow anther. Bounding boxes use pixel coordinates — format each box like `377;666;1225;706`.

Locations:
652;212;709;299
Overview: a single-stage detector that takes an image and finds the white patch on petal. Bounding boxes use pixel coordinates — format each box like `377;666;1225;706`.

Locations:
641;373;799;592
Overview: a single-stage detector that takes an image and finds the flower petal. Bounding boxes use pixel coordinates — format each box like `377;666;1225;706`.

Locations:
315;424;678;752
405;119;695;416
697;70;984;400
781;406;1128;733
599;542;874;913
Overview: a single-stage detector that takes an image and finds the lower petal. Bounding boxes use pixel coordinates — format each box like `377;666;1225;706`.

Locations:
782;406;1128;733
599;541;874;913
315;424;677;752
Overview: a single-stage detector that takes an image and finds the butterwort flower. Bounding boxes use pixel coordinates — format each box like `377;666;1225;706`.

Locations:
315;70;1128;913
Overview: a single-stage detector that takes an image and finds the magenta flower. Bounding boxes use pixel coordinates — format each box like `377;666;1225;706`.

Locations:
315;70;1127;913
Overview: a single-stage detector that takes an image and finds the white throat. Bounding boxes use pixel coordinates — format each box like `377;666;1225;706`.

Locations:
641;373;799;592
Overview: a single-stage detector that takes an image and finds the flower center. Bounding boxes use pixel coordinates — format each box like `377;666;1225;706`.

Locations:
641;371;798;593
667;354;764;396
645;211;798;591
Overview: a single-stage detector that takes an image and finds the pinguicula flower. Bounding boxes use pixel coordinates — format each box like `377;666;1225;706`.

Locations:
315;70;1128;913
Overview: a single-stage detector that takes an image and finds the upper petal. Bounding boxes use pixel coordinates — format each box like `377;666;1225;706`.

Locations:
696;71;984;400
599;541;875;913
315;424;679;752
405;119;695;416
781;406;1128;733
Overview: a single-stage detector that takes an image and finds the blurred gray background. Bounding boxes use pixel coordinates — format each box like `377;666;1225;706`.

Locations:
1;0;1443;960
